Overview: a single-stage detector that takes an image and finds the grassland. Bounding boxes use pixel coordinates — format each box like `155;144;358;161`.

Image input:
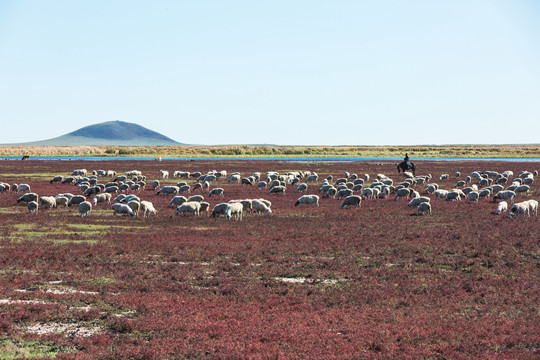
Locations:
1;144;539;158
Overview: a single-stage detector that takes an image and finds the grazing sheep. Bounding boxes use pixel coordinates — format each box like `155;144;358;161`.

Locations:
489;185;504;194
160;170;169;179
177;185;191;194
251;200;272;215
305;174;318;183
522;177;534;185
190;183;202;192
455;172;461;178
187;195;204;203
16;184;31;193
139;201;157;218
112;203;135;217
122;195;140;203
39;196;56;209
402;171;414;179
241;177;253;186
11;184;18;192
408;197;430;207
55;196;69;207
417;202;431;216
156;186;179;196
225;202;243;221
176;201;201;217
83;186;101;197
524;199;538;216
410;190;420;199
455;180;466;188
361;188;375;200
340;195;362;209
434;189;449;201
497;201;508;214
50;176;64;184
93;193;112;206
337;188;353;200
169;196;188;208
78;201;92;217
209;188;224;197
212;203;229;218
203;181;211;190
228;174;241;183
126;200;140;216
296;183;308;192
514;185;530;196
509;202;529;218
67;195;86;207
493;190;516;204
445;191;461;202
295;195;320;207
467;191;479;203
425;184;439;194
257;181;268;190
478;188;491;200
495;177;508;185
394;188;411;201
439;174;449;180
151;180;160;190
17;193;39;204
27;201;39;214
269;186;286;195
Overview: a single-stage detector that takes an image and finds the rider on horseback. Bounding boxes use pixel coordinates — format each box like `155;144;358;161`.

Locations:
404;153;410;167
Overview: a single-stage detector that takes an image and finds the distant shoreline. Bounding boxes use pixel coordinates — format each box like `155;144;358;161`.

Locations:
0;145;539;159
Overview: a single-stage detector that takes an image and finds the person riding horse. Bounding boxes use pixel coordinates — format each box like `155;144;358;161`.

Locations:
404;153;410;167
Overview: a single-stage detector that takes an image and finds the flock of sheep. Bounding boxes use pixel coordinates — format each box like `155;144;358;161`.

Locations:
1;165;538;221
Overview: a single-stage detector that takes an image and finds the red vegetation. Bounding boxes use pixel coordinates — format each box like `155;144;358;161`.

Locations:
0;159;538;358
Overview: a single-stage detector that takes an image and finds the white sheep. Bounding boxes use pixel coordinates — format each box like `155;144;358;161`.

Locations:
296;184;308;193
509;202;529;218
252;200;272;215
16;184;31;193
493;190;516;204
212;203;229;218
467;191;479;203
176;201;201;216
225;202;243;221
17;193;38;204
496;201;508;214
78;201;92;217
187;195;204;203
417;202;431;216
305;174;318;183
257;181;268;190
439;174;449;180
39;196;56;209
93;193;112;206
209;188;224;197
156;186;179;196
407;197;430;207
112;203;135;216
140;201;157;217
269;186;286;195
394;188;411;201
169;196;187;207
434;189;449;201
295;195;320;207
361;188;374;200
55;196;69;207
340;195;361;209
151;180;160;190
445;191;461;201
160;170;169;179
27;201;39;214
478;188;491;200
514;185;530;196
127;200;140;217
228;174;241;183
178;185;191;194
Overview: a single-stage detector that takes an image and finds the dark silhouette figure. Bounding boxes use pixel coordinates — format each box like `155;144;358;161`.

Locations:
397;153;416;176
21;155;29;161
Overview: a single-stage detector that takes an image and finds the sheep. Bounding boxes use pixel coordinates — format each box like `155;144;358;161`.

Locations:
394;188;411;201
126;200;140;216
241;178;253;186
168;196;187;208
151;180;160;190
212;203;229;218
514;185;530;196
76;201;92;217
295;195;320;207
509;202;530;218
112;203;135;217
522;177;534;185
467;191;479;203
296;184;308;193
187;195;204;203
17;193;39;204
137;201;156;218
410;190;420;199
408;197;430;207
247;199;271;216
493;190;516;204
524;199;538;216
159;170;169;179
269;186;286;195
361;188;374;200
55;196;69;207
39;196;56;209
425;184;439;194
489;185;504;194
439;174;449;181
204;174;217;183
67;195;86;207
225;202;243;221
478;188;491;200
0;183;10;193
416;202;432;216
50;176;64;184
92;193;112;206
175;185;190;194
434;189;449;201
445;191;461;202
122;195;140;203
497;201;508;214
305;174;319;183
455;172;461;178
229;200;253;214
16;184;31;193
228;174;241;183
455;180;466;188
257;181;268;190
174;171;190;179
27;201;39;214
340;195;362;209
402;171;414;179
209;188;224;197
337;189;353;200
72;169;87;176
156;186;179;196
176;201;201;217
199;202;210;217
83;186;101;197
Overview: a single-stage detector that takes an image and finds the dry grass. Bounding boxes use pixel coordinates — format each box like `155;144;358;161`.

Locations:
1;145;539;158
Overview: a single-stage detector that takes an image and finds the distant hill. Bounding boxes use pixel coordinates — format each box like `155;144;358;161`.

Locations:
12;120;183;146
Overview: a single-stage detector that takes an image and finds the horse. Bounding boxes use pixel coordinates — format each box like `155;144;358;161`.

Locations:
397;161;416;176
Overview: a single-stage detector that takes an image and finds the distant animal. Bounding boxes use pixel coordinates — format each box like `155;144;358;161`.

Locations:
397;161;416;176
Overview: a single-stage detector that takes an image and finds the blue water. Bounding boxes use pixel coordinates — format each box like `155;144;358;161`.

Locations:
1;156;539;162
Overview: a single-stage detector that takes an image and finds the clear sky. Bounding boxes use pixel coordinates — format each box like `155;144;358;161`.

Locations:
1;1;539;145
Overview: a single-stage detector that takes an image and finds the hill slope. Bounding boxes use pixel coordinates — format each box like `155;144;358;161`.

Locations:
14;120;183;146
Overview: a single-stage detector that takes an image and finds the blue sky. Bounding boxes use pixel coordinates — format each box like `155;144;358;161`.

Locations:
1;1;539;145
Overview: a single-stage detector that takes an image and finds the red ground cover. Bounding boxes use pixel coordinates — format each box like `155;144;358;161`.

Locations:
0;159;538;359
